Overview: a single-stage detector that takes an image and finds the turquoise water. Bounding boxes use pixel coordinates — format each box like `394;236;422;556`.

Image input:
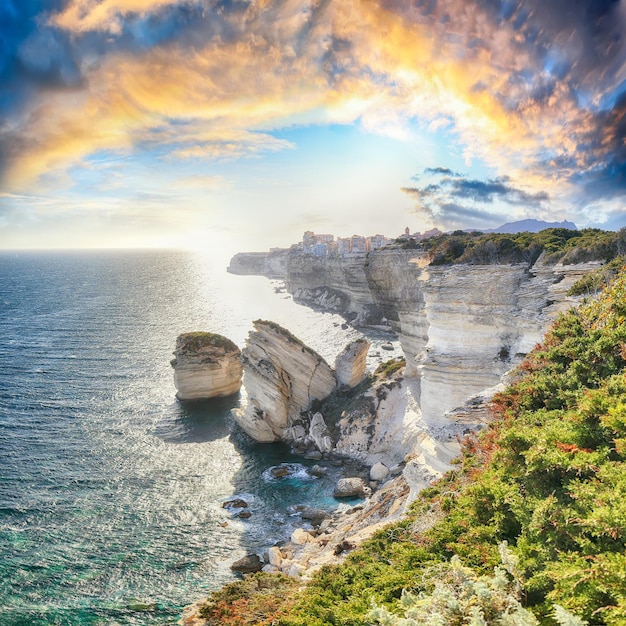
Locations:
0;250;375;625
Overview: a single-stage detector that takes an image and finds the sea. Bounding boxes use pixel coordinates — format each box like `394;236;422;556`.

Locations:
0;250;399;625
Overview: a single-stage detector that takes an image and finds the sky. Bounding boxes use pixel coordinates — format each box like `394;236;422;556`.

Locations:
1;0;626;255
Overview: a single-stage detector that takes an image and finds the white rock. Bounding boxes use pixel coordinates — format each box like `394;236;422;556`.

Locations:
309;412;333;454
334;338;370;388
287;563;304;578
333;477;369;498
334;376;421;468
267;546;283;567
291;528;313;544
262;564;280;573
233;321;336;442
171;332;242;400
369;462;389;482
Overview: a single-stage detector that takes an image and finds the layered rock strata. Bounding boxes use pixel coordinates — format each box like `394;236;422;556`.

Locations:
236;247;599;425
287;253;382;325
171;332;242;400
366;252;601;421
231;321;336;442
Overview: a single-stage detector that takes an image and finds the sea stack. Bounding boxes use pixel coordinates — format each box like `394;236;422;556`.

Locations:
171;332;243;400
232;320;336;442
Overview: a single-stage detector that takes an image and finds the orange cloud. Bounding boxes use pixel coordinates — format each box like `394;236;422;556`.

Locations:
5;0;610;208
50;0;192;33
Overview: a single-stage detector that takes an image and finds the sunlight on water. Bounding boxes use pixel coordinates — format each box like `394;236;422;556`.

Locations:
0;250;397;625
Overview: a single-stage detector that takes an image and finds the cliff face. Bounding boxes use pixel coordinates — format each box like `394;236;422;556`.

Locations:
234;248;601;425
171;332;243;400
287;254;382;325
227;249;289;279
366;251;600;421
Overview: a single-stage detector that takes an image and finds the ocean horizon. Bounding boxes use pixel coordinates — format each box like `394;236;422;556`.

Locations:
0;249;396;625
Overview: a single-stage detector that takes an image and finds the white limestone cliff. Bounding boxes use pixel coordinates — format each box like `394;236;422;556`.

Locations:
171;332;243;400
231;320;336;442
227;249;289;279
366;252;601;423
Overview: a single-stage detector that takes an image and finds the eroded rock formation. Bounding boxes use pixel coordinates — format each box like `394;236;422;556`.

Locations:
231;321;336;442
234;247;600;426
171;332;242;400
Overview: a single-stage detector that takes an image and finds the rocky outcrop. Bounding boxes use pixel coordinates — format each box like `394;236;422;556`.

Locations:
334;338;370;388
227;249;289;279
366;252;602;423
287;253;382;325
231;321;336;442
171;332;242;400
227;247;604;454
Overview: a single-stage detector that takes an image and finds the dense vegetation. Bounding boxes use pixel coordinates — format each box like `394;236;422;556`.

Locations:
402;228;626;266
197;267;626;625
176;331;240;352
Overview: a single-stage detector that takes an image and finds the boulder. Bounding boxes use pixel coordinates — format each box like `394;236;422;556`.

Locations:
334;338;371;388
231;554;263;574
333;477;369;498
270;465;292;478
172;332;242;400
308;464;327;477
300;507;330;526
267;546;283;567
287;563;304;578
262;564;280;573
291;528;313;545
308;412;333;454
222;497;248;509
369;462;390;482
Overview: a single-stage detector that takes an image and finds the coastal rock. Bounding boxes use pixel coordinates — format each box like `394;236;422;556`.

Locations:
332;368;422;468
222;497;248;509
232;321;336;442
287;253;382;325
334;338;370;388
171;332;242;400
308;464;327;477
300;507;330;526
308;412;333;454
236;247;600;430
267;546;283;567
227;249;289;279
333;477;369;498
369;462;389;482
230;554;263;574
291;528;313;544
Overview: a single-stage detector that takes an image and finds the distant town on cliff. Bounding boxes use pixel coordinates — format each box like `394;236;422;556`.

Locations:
287;219;578;259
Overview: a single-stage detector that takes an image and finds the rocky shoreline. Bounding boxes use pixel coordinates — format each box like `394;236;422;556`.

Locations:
176;248;604;625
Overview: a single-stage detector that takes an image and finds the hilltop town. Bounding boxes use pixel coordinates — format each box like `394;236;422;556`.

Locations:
287;227;443;257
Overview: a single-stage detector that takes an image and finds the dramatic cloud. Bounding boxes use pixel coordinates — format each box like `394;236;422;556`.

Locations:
1;0;625;241
403;168;552;230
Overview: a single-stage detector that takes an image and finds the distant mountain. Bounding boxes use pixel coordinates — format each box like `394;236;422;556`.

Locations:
484;218;578;234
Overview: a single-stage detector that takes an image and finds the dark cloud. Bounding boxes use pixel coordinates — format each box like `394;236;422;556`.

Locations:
406;169;550;207
403;167;551;230
423;166;461;177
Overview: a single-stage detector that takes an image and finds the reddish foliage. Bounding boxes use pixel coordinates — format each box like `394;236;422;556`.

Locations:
556;442;593;454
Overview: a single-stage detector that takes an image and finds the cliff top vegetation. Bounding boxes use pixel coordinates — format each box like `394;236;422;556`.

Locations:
394;227;626;266
197;263;626;625
175;331;240;353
